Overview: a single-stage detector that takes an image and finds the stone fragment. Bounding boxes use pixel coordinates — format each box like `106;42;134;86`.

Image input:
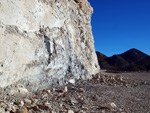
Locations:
20;101;24;106
31;105;39;111
70;98;78;105
78;88;84;92
44;102;51;107
63;86;68;93
32;99;38;104
52;88;56;92
17;84;28;94
38;104;49;110
78;110;86;113
47;90;51;94
68;79;75;84
105;102;117;110
50;111;56;113
14;101;24;106
24;99;32;105
67;110;74;113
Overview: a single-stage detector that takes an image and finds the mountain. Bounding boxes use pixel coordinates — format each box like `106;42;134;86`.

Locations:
105;55;129;67
120;48;148;64
96;52;112;69
136;56;150;70
96;52;107;63
96;48;150;71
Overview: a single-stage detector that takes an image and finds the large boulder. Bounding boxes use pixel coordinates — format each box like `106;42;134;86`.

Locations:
0;0;100;90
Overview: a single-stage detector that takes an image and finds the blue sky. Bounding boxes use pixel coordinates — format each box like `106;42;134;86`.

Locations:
88;0;150;56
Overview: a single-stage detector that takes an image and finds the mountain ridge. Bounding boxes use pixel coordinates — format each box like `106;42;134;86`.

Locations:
96;48;150;71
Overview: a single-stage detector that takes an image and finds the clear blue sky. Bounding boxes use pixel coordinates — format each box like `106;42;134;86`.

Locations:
88;0;150;57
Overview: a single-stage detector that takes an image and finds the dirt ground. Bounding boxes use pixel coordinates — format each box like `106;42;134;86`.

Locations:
0;70;150;113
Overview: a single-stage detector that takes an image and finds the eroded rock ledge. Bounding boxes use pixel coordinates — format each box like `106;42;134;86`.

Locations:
0;0;99;90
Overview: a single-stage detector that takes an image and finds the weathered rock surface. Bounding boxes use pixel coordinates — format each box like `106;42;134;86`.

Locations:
0;0;100;89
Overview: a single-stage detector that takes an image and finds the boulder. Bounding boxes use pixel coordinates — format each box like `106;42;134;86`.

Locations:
0;0;100;90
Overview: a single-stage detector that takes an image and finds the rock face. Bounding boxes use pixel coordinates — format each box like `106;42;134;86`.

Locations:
0;0;100;90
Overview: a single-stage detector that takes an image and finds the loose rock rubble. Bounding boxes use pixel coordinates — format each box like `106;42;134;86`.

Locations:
91;73;146;87
0;71;150;113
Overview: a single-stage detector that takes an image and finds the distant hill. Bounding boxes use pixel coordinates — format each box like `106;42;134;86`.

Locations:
119;48;148;63
96;48;150;71
96;52;107;63
96;52;112;69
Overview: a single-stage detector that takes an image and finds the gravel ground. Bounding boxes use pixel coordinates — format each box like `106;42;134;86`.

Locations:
0;70;150;113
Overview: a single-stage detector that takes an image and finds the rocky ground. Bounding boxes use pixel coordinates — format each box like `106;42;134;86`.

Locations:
0;70;150;113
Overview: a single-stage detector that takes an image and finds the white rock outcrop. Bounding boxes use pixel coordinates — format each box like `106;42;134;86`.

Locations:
0;0;100;90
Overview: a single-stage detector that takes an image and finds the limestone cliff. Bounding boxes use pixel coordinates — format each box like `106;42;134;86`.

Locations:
0;0;100;90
